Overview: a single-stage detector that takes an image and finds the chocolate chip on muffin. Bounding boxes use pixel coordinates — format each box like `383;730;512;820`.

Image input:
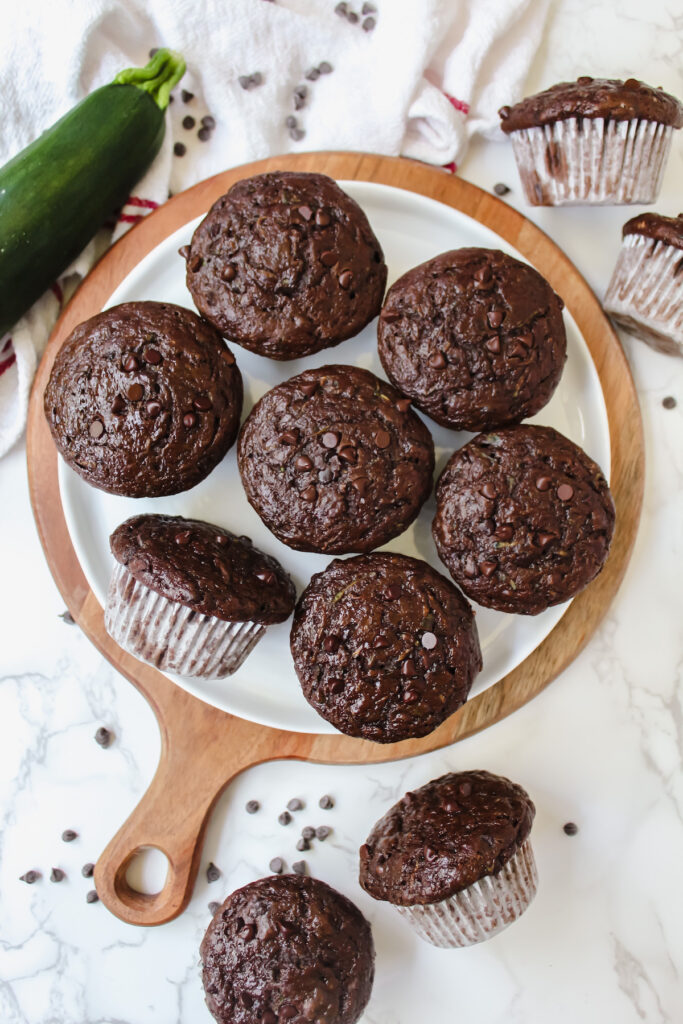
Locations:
44;301;242;497
238;365;435;554
200;874;375;1024
291;552;481;742
378;248;566;432
432;425;615;614
182;171;387;360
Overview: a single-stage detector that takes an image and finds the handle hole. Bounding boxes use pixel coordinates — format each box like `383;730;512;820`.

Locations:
124;845;169;896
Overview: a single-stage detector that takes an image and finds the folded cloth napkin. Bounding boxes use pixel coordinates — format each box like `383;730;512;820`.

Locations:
0;0;549;457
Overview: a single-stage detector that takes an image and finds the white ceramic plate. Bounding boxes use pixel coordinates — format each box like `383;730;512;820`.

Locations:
59;180;610;734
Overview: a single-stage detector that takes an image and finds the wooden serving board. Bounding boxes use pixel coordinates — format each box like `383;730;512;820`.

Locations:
26;152;644;928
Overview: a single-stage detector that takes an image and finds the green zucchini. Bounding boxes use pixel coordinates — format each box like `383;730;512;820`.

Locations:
0;48;185;337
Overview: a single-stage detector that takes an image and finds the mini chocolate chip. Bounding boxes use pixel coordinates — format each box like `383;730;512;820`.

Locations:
351;476;368;496
293;94;306;112
319;794;334;809
295;455;313;471
201;115;216;129
127;383;143;402
148;48;159;57
111;395;126;414
385;583;401;600
516;331;533;347
59;610;75;624
508;341;527;359
428;350;447;369
315;209;331;228
122;353;139;372
348;11;359;22
61;829;78;842
335;1;348;14
305;67;320;81
182;89;194;103
189;254;203;272
499;105;511;119
292;860;307;875
278;811;292;826
208;901;220;914
287;798;304;812
338;270;353;289
250;72;263;86
300;826;315;841
315;826;331;840
20;870;40;884
239;75;253;90
362;1;376;11
338;444;357;463
487;309;504;327
663;396;677;409
535;475;552;491
396;397;412;412
318;61;333;74
296;837;310;852
175;530;192;546
182;115;195;130
300;381;318;397
146;400;161;417
50;867;65;882
289;126;306;142
320;250;337;266
239;923;256;941
173;142;186;157
279;430;299;446
86;890;99;904
401;659;417;676
89;420;104;439
244;799;260;815
285;115;298;129
81;862;95;877
206;862;221;883
485;336;501;354
294;84;308;100
421;631;437;650
95;726;113;748
557;483;574;501
481;482;496;500
374;429;391;448
301;484;317;502
197;127;211;141
480;560;498;577
193;395;212;411
183;412;197;428
563;821;579;836
321;431;339;448
493;182;511;196
269;857;284;874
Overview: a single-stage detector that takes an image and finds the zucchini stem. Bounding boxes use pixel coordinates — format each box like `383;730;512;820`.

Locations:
114;49;186;110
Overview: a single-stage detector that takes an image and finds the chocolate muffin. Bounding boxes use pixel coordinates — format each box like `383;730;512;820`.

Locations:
201;874;375;1024
290;553;482;742
604;212;683;356
183;171;387;360
359;770;537;947
377;248;567;432
238;365;435;554
432;425;615;614
105;514;295;678
499;77;683;206
44;301;242;497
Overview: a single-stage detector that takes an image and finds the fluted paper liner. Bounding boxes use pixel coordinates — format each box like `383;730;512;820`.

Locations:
104;562;265;679
508;118;673;206
396;838;538;948
604;234;683;356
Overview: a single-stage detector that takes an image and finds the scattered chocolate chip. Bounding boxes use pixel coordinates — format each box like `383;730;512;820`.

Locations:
95;726;113;748
300;825;315;840
499;105;511;120
318;61;333;74
197;127;211;142
320;250;337;266
374;429;391;449
318;794;334;809
480;560;498;577
537;532;556;547
279;430;299;446
662;396;676;409
373;635;389;648
278;811;292;826
285;115;298;130
347;10;359;22
239;74;261;90
298;204;313;221
487;309;504;327
305;67;320;81
208;900;220;914
385;583;401;600
535;475;552;492
19;870;40;884
89;420;104;439
182;115;195;130
148;48;159;58
146;400;161;417
315;826;331;840
322;431;340;448
86;890;99;904
485;336;501;354
493;182;511;196
215;534;229;546
201;115;216;130
563;821;579;836
143;346;162;365
110;394;126;415
557;483;574;501
239;922;256;941
59;610;75;625
362;15;376;30
401;658;416;676
338;270;353;289
495;524;513;541
292;860;307;875
338;443;357;463
396;397;412;412
61;829;78;843
269;857;284;874
280;1007;297;1021
295;455;313;471
206;862;221;883
296;837;310;852
481;482;496;500
182;89;194;103
81;862;95;878
50;867;65;883
173;142;186;157
287;798;304;812
193;395;213;412
256;570;277;585
421;631;437;650
301;485;317;502
289;126;305;141
122;353;139;372
335;2;348;15
126;383;143;402
221;349;236;365
315;209;331;227
183;412;197;428
300;381;318;398
251;72;263;86
262;1013;277;1024
428;350;447;369
175;530;192;546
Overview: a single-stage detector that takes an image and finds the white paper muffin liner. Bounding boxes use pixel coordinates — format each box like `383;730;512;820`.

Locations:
508;118;673;206
104;562;265;678
395;838;538;948
604;234;683;356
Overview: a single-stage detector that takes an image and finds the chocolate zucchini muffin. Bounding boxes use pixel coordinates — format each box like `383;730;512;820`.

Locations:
201;874;375;1024
105;514;295;678
377;248;567;432
44;301;242;497
290;553;482;742
359;770;537;947
183;171;387;359
432;425;615;614
499;77;683;206
238;365;435;554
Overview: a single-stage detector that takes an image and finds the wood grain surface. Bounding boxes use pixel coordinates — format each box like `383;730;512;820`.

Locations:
26;152;644;926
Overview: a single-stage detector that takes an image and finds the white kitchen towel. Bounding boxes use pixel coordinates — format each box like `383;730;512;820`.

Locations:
0;0;549;457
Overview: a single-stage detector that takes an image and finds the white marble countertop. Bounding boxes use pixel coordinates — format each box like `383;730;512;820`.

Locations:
1;2;682;1021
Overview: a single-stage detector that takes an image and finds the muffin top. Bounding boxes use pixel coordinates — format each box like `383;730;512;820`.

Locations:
359;771;535;905
238;365;435;554
432;425;615;615
291;553;481;743
377;248;567;433
499;76;683;132
183;171;387;360
44;301;242;498
201;874;375;1024
623;212;683;251
110;515;296;624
